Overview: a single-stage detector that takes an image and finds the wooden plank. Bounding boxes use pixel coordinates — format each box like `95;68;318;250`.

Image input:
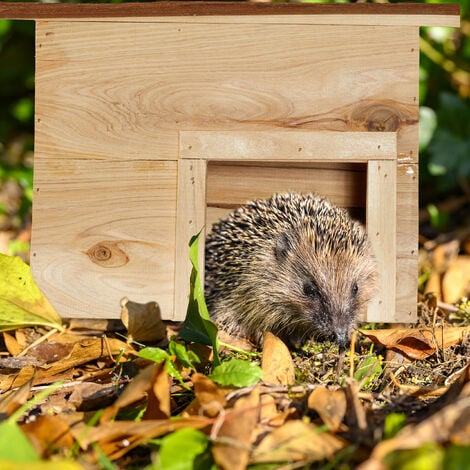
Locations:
180;131;396;162
35;22;418;161
366;160;397;323
395;162;418;322
0;2;460;27
174;159;207;321
30;157;177;319
206;162;366;209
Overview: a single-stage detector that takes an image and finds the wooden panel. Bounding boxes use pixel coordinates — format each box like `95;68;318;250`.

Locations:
30;157;177;319
174;159;207;321
35;22;418;161
395;162;419;321
206;162;366;209
0;2;460;27
366;160;397;322
180;131;396;162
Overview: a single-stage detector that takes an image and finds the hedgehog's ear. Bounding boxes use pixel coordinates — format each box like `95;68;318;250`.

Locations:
274;231;296;262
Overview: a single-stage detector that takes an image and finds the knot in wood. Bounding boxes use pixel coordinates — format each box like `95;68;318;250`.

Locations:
351;103;404;132
366;107;400;132
84;241;129;268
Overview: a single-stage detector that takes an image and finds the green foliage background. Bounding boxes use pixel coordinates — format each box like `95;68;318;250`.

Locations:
0;0;468;236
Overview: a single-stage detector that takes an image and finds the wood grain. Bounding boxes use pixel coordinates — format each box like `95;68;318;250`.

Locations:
206;162;367;210
30;157;177;319
180;131;396;162
174;159;207;321
0;2;460;27
35;22;418;161
366;160;397;323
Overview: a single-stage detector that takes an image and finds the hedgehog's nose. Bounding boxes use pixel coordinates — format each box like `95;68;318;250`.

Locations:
333;331;350;349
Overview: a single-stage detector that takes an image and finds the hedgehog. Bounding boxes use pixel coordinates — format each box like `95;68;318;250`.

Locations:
204;192;377;348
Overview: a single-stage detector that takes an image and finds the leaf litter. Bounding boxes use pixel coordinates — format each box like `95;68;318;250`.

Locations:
0;234;468;468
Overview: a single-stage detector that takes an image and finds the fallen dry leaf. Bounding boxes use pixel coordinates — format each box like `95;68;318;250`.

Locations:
212;386;260;470
68;382;119;412
77;417;212;460
120;297;167;343
0;379;32;417
261;332;295;385
22;415;75;458
360;326;470;360
442;255;470;303
308;386;347;432
362;384;470;467
186;372;227;418
251;419;347;464
100;363;160;423
344;379;368;431
142;361;171;420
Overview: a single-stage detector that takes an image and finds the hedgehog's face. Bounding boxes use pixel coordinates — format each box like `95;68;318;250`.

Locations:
273;227;377;347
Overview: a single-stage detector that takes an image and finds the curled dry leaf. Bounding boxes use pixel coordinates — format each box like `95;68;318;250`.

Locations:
389;372;450;399
361;383;470;467
308;386;347;432
120;297;167;343
142;361;171;420
185;372;226;418
261;332;295;385
251;419;347;464
101;363;166;423
212;386;260;470
76;417;212;461
22;415;75;458
360;326;470;360
441;255;470;303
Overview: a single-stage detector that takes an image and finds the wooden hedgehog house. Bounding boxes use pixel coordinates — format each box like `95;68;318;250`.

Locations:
1;1;460;324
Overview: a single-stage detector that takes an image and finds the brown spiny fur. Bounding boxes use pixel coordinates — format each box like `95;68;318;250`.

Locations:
204;193;377;347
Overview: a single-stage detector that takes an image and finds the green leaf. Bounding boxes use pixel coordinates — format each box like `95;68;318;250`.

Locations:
155;427;214;470
210;358;263;387
384;442;444;470
179;232;220;366
354;355;383;390
0;420;39;462
0;254;62;332
443;444;470;470
383;413;407;440
168;340;200;370
138;347;190;390
138;347;170;364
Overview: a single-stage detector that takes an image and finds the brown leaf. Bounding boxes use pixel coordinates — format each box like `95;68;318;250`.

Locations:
365;386;470;464
212;386;260;470
308;386;347;432
22;415;75;458
101;363;159;423
186;373;227;418
120;297;167;343
251;420;347;464
68;382;119;412
360;326;470;360
442;255;470;303
30;341;74;364
261;332;295;385
0;364;35;391
344;379;368;431
0;379;32;417
3;332;22;356
77;417;212;460
142;361;171;420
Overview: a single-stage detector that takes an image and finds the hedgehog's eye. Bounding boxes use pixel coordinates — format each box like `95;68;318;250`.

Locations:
303;279;320;298
352;282;359;297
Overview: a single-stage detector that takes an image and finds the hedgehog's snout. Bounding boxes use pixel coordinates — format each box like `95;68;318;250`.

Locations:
330;330;351;349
